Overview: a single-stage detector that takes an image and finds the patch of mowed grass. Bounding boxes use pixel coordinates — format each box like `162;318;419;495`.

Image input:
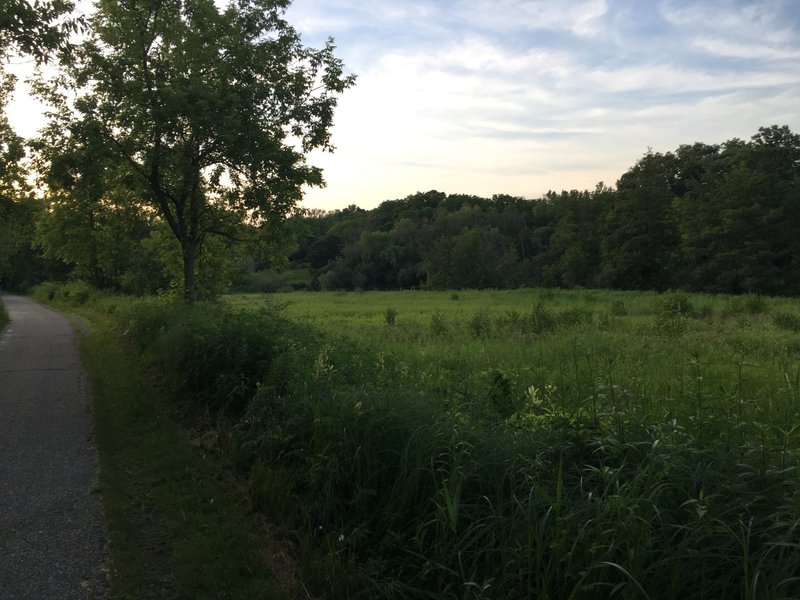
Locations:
59;307;289;598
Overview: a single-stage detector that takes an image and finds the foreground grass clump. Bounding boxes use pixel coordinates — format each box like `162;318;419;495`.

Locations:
32;287;288;599
38;283;800;598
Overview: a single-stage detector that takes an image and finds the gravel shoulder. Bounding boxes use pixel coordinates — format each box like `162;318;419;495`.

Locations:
0;293;108;600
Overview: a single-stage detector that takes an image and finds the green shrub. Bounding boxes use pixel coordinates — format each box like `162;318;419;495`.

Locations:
558;307;593;328
468;310;492;337
430;312;448;336
695;305;714;320
0;299;8;330
654;290;693;336
774;312;800;333
115;300;306;413
743;293;768;314
528;302;556;334
31;280;100;305
486;368;515;418
610;299;627;316
384;307;398;326
657;290;694;317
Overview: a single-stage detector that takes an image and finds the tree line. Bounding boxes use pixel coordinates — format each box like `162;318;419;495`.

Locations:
1;5;798;298
289;125;800;295
3;123;799;296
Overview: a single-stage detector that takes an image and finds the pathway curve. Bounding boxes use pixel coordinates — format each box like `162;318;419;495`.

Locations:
0;293;108;599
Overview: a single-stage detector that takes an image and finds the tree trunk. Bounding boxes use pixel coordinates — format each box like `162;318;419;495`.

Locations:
182;239;197;303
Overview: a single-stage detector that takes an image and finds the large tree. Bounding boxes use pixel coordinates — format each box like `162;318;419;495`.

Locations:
39;0;354;301
1;0;83;288
598;153;680;290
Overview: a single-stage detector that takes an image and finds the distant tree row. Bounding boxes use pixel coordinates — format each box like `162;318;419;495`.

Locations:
2;124;798;296
286;125;800;296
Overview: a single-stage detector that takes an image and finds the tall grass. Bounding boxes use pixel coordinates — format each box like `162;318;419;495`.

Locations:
38;283;800;598
225;289;800;598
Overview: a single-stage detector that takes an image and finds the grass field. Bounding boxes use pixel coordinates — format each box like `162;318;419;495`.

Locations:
227;289;800;426
220;288;800;598
38;282;800;598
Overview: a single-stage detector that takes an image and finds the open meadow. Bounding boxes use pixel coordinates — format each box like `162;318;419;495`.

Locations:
221;288;800;598
227;288;800;425
37;283;800;598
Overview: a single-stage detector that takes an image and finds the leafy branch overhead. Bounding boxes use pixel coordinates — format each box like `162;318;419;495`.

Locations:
36;0;355;301
0;0;83;62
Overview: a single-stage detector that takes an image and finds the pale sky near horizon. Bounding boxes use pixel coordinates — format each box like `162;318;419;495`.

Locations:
6;0;800;211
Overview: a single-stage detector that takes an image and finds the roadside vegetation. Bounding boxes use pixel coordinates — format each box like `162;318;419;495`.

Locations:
37;282;800;599
0;298;8;330
38;287;290;599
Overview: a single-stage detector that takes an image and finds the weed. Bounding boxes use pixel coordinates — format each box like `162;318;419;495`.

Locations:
529;302;556;334
469;310;492;338
384;307;398;326
610;299;627;316
430;312;448;336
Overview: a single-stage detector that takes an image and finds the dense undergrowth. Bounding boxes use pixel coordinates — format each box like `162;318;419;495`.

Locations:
0;298;8;330
34;281;800;599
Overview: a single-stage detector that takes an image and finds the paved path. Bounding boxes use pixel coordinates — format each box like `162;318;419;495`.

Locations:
0;294;108;599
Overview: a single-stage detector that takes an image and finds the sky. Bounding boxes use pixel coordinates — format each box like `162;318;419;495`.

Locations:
6;0;800;210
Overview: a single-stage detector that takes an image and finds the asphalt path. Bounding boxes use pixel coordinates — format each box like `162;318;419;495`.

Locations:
0;294;108;599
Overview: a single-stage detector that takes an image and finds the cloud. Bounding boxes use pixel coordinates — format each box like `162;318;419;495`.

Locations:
659;0;800;54
453;0;610;37
5;0;799;209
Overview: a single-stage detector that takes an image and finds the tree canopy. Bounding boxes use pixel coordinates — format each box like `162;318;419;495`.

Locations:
0;0;80;62
277;126;800;296
37;0;355;300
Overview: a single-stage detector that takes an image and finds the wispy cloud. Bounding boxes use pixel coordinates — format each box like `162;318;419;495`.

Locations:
7;0;798;208
285;0;800;208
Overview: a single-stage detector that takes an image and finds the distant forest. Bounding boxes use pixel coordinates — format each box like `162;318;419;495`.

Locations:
2;125;798;296
285;125;800;295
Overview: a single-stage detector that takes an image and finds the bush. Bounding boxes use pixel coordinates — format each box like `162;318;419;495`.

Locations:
31;280;100;305
384;307;398;326
773;312;800;333
528;302;556;334
558;307;593;328
610;299;627;316
656;290;693;317
430;312;448;336
743;294;768;314
0;299;8;330
654;291;692;337
468;310;492;337
115;300;304;413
